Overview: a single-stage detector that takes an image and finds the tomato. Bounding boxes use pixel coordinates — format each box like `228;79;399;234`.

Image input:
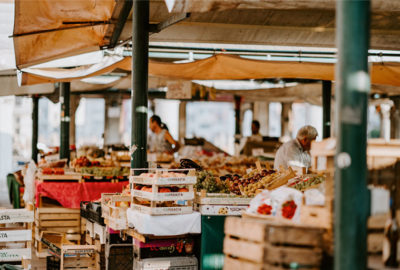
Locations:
178;188;189;192
159;188;171;193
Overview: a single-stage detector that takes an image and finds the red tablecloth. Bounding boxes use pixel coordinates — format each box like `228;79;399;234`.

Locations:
35;181;128;208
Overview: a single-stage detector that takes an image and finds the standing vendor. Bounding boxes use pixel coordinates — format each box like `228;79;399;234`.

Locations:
148;115;180;154
274;125;318;170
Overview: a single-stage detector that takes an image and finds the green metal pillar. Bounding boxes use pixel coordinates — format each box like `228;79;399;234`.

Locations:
60;82;70;161
335;1;370;269
322;81;332;139
31;95;39;163
131;0;149;169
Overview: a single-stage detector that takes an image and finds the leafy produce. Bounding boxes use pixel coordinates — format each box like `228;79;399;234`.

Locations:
80;166;129;177
195;171;229;193
287;175;325;191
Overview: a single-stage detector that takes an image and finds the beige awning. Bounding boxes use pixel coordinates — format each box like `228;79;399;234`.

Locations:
19;54;400;88
13;0;118;68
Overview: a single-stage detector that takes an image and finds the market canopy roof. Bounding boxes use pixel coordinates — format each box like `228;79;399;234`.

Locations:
12;0;131;68
18;54;400;87
12;0;400;69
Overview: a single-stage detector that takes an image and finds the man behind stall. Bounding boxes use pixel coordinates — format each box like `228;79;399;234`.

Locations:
274;125;318;170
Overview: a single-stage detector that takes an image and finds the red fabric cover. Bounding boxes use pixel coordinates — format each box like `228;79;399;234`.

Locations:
35;181;127;208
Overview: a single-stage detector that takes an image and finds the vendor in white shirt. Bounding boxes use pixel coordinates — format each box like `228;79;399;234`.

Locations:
274;125;318;170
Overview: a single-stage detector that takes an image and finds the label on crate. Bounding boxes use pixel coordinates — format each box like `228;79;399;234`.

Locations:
0;210;34;224
131;176;197;185
133;190;194;201
0;248;31;261
195;205;248;216
0;230;31;242
132;204;193;215
64;248;96;255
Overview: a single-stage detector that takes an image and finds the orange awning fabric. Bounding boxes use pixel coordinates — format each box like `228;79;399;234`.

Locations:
13;0;115;68
18;54;400;87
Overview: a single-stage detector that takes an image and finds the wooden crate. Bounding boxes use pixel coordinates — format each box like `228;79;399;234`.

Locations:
41;231;97;270
36;172;83;183
223;217;324;270
130;169;196;216
35;207;81;256
0;208;34;269
101;193;130;231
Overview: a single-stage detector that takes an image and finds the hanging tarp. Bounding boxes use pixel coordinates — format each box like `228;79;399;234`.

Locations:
164;0;397;13
18;54;400;88
13;0;117;68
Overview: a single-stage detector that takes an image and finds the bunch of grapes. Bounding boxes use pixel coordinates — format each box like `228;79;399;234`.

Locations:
195;171;229;193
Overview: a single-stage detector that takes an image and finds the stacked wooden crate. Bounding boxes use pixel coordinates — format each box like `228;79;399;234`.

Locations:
130;169;196;215
223;217;325;270
0;207;34;269
35;207;81;257
101;193;130;231
41;231;97;270
83;219;106;270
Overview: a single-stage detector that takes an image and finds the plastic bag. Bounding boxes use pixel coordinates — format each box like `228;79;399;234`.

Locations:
247;190;276;216
22;160;37;205
270;187;303;222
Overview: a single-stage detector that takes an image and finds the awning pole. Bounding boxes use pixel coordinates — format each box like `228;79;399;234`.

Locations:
60;82;70;161
335;1;370;269
131;0;149;169
322;81;332;138
31;95;39;163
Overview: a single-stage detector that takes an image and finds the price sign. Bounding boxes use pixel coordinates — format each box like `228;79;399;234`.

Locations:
166;81;192;99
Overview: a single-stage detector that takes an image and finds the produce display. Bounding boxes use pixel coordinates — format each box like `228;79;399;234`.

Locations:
41;168;65;175
170;155;268;177
195;171;229;194
79;166;130;177
72;156;130;177
72;156;101;167
287;174;325;191
139;172;187;178
247;187;303;221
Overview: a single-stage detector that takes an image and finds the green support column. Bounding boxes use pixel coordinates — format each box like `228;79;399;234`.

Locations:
335;1;370;269
60;82;70;161
31;95;39;163
131;0;149;169
322;81;332;139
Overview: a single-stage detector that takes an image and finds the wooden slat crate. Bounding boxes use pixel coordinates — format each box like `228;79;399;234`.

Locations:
41;231;97;270
0;207;34;269
35;207;81;257
83;226;105;270
101;193;130;231
223;217;325;270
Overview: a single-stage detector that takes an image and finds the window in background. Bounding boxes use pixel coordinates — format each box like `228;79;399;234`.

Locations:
242;109;253;137
186;102;235;155
154;99;180;140
268;102;282;138
76;98;105;147
368;105;381;138
292;103;322;141
39;98;60;147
